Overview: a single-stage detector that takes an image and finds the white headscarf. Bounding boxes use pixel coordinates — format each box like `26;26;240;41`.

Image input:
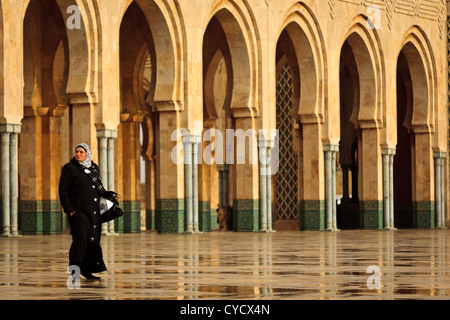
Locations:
75;143;93;168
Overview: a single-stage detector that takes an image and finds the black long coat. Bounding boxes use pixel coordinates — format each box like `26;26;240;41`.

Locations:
59;157;107;274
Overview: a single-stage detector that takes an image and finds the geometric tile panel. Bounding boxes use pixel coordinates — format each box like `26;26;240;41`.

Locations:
276;63;298;224
155;199;185;233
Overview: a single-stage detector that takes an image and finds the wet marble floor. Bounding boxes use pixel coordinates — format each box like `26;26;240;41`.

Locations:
0;229;450;300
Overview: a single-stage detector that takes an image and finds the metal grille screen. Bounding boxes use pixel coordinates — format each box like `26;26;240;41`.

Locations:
275;63;298;224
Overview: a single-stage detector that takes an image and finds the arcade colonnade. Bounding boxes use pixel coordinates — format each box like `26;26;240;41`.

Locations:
0;0;448;236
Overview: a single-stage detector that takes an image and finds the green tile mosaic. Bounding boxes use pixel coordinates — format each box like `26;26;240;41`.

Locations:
199;202;211;232
20;201;62;235
298;200;325;230
116;201;141;233
359;201;383;230
155;199;185;233
232;199;259;232
413;201;435;229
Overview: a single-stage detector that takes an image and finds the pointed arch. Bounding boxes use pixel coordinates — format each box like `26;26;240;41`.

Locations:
203;0;259;116
398;26;436;133
277;2;327;124
341;14;385;129
120;0;183;110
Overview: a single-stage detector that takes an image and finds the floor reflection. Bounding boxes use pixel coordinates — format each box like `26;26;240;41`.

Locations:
0;229;450;299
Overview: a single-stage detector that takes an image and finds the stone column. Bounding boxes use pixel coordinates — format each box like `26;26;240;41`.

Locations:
222;166;229;208
183;134;194;234
98;135;109;235
98;129;119;235
331;149;337;230
1;132;11;237
10;132;19;237
217;165;230;209
324;144;339;231
382;148;396;230
389;152;394;229
192;135;201;233
107;135;118;234
258;139;268;232
434;151;447;229
0;124;20;237
266;140;274;232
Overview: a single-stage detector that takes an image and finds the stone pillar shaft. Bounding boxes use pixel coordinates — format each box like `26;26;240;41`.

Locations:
1;132;11;236
258;140;267;231
183;134;201;234
434;151;447;229
324;144;339;231
10;133;18;236
107;137;116;233
382;148;396;230
98;129;118;235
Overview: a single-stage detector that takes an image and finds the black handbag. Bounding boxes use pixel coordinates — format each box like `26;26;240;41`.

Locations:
99;191;123;223
101;204;123;223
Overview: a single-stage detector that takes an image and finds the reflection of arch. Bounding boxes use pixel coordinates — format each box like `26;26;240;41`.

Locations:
277;2;326;123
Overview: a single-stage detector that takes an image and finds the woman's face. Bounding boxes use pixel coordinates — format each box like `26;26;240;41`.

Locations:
75;147;86;162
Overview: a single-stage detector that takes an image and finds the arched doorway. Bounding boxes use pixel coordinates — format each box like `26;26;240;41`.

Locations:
20;0;69;235
338;40;360;229
202;15;232;231
202;7;255;232
394;50;413;228
338;24;383;230
118;1;157;233
394;39;435;229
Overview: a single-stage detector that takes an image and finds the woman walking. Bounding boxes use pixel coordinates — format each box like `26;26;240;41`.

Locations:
59;143;114;280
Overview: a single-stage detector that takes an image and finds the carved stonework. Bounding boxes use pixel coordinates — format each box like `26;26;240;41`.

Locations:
386;0;395;29
329;0;336;19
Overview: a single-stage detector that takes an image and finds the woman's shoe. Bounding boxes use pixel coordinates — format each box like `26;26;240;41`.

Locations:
81;271;101;280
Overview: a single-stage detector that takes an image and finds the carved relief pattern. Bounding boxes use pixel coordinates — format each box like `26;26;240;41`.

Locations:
333;0;443;22
386;0;395;29
329;0;336;19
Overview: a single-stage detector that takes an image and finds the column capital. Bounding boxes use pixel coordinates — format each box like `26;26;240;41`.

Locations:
258;139;274;148
433;151;447;159
323;144;339;152
0;124;21;134
381;147;396;155
96;129;118;139
182;133;201;144
217;164;230;172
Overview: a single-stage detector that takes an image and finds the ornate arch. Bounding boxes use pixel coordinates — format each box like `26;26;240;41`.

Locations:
277;2;327;124
120;0;183;111
341;14;385;129
203;0;259;116
398;26;436;133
